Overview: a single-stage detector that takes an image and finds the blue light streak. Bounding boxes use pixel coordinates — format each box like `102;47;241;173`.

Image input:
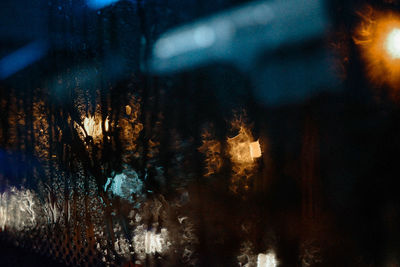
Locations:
86;0;120;9
0;41;48;79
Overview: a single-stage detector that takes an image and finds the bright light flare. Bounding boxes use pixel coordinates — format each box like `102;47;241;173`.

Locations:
354;8;400;91
385;28;400;59
83;116;102;138
74;115;109;143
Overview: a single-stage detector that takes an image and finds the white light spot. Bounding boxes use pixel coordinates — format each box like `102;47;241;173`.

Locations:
257;252;278;267
133;225;169;256
386;28;400;59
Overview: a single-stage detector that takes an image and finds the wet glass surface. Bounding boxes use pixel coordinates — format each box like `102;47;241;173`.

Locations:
1;0;400;266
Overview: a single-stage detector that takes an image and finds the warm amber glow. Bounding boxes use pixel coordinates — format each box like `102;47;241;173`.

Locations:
125;105;132;115
228;128;261;164
227;117;262;192
199;129;222;176
354;8;400;91
119;97;143;157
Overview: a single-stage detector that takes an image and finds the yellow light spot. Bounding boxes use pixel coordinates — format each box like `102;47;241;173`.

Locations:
385;28;400;59
105;117;109;132
125;105;132;115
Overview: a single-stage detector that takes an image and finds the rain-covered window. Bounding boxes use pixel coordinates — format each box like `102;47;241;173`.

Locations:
1;0;400;266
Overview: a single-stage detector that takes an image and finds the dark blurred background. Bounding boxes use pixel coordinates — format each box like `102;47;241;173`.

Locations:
1;0;400;266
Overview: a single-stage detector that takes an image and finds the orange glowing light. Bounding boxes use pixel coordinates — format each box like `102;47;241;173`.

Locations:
354;8;400;91
228;128;261;164
199;115;263;192
125;105;132;115
199;129;223;176
227;116;262;192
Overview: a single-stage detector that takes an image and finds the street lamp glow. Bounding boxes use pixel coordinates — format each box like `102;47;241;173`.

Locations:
385;28;400;59
354;10;400;90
